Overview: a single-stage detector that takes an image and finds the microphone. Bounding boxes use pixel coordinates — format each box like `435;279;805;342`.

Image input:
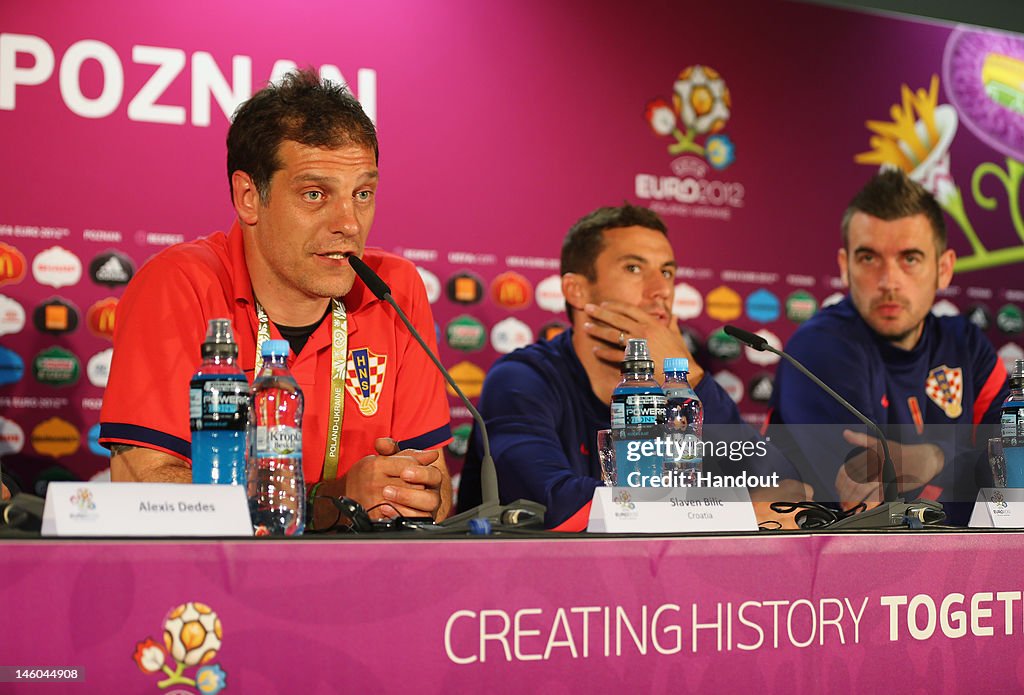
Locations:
723;324;942;529
347;255;545;529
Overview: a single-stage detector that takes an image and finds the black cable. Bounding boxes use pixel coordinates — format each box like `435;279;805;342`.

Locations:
769;501;867;529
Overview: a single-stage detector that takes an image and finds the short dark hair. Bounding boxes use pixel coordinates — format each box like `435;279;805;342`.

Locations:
841;169;946;251
561;204;668;280
560;204;668;321
226;69;378;204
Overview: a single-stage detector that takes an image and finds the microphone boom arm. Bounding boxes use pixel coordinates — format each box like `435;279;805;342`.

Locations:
770;346;899;504
377;290;498;506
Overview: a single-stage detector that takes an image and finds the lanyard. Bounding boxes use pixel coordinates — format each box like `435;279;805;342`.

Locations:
254;298;348;480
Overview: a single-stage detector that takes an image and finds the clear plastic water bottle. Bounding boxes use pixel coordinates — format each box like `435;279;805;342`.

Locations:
1000;359;1024;487
189;319;249;485
247;339;305;535
662;357;703;486
610;338;666;486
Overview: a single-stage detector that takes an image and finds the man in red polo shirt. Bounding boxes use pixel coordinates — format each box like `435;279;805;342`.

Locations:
99;70;452;521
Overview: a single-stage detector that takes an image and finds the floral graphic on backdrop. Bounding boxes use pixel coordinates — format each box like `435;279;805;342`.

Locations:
855;35;1024;273
132;602;227;694
645;65;736;170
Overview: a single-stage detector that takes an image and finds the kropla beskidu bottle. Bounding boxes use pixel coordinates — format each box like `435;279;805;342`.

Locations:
662;357;704;486
246;339;305;536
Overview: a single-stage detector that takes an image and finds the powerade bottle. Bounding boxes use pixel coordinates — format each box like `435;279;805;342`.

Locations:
246;339;305;536
662;358;704;486
189;319;249;485
1001;359;1024;487
610;338;666;486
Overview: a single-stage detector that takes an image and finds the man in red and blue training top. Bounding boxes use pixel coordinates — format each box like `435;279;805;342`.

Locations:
459;205;804;530
769;170;1008;524
100;71;452;523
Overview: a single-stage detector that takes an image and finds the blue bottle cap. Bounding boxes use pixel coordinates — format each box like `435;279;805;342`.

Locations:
468;518;493;535
261;339;290;358
664;357;689;374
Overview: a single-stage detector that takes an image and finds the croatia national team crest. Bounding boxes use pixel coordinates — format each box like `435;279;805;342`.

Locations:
925;365;963;418
346;348;387;416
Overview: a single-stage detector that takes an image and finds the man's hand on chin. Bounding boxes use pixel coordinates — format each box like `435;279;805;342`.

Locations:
583;301;703;385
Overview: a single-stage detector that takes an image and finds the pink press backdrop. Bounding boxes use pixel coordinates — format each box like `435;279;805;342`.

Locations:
1;0;1023;488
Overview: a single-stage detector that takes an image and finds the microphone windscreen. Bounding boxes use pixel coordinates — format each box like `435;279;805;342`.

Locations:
348;254;391;300
723;324;767;351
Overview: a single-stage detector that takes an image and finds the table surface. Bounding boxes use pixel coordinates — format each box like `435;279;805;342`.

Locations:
2;529;1022;694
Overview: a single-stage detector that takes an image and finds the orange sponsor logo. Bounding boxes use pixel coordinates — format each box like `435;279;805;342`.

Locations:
705;285;742;321
31;416;80;458
446;361;486;399
454;277;479;302
45;304;69;330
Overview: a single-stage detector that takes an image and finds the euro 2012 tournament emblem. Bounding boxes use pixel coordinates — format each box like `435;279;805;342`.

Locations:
70;488;96;511
645;65;735;170
991;491;1008;509
613;490;636;510
132;602;227;694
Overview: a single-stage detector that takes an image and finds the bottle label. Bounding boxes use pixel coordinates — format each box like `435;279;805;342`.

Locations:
623;394;667;426
1002;408;1024;446
256;425;302;456
611;402;626;429
189;379;249;431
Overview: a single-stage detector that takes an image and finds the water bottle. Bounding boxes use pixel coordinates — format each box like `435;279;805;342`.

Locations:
189;319;249;485
1000;359;1024;488
662;358;704;486
610;338;666;486
247;339;305;535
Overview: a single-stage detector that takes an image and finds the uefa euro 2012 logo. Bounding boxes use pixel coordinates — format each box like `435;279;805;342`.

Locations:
613;490;636;510
645;65;735;170
132;602;226;694
70;488;96;511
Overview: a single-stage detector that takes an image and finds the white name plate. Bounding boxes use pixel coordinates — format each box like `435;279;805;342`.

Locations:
969;488;1024;529
587;486;757;533
41;482;253;537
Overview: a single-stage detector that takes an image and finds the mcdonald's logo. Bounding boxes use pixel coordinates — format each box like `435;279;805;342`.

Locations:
0;243;26;286
87;297;119;339
490;271;533;310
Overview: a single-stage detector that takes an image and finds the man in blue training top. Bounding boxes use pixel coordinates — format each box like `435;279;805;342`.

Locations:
459;204;805;530
769;170;1008;524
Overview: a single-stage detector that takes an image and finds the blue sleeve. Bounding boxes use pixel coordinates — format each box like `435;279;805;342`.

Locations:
969;327;1009;427
477;360;597;528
